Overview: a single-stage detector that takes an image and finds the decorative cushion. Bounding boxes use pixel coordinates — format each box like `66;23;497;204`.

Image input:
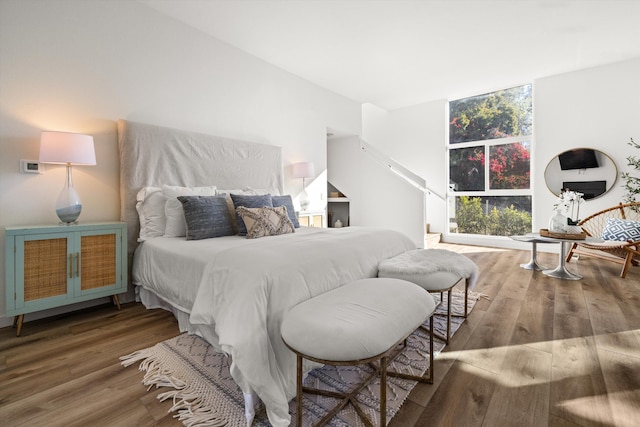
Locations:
271;195;300;228
230;194;273;236
135;186;166;241
236;206;295;239
217;188;275;234
162;185;217;237
601;218;640;241
177;195;235;240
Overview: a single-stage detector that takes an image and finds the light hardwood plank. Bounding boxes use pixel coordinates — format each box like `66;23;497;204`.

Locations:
482;345;552;427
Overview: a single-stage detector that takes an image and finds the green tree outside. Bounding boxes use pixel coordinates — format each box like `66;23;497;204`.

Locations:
449;85;532;235
450;85;532;144
456;196;532;236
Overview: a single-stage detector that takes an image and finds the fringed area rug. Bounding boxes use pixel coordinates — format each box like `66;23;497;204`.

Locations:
121;290;481;427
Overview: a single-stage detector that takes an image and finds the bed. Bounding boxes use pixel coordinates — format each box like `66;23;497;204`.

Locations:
118;120;416;426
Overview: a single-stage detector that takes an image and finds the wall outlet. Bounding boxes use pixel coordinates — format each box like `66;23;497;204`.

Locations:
20;159;44;174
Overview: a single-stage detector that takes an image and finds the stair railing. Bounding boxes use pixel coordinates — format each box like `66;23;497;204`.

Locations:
359;138;446;201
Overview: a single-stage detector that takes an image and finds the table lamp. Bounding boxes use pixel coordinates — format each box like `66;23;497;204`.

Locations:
39;131;96;224
292;162;315;211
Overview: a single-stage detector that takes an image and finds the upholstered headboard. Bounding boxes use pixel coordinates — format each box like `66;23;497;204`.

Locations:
118;119;283;258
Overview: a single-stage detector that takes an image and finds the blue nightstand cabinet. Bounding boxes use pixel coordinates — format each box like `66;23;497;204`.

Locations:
5;222;127;336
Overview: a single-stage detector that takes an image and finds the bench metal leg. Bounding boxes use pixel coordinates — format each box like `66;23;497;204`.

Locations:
380;356;387;427
296;354;303;427
388;314;435;384
432;288;452;344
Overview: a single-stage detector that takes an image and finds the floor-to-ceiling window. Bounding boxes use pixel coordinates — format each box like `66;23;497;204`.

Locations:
447;85;533;236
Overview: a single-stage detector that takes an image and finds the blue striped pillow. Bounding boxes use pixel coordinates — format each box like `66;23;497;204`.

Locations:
178;195;235;240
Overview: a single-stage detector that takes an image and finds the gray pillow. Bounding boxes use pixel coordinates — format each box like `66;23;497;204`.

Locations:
177;195;235;240
230;193;273;235
271;195;299;228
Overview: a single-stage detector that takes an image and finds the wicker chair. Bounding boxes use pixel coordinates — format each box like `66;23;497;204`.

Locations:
565;202;640;278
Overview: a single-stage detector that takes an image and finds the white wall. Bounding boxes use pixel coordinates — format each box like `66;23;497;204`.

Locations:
533;58;640;227
0;0;361;326
327;136;425;247
362;101;448;234
361;58;640;250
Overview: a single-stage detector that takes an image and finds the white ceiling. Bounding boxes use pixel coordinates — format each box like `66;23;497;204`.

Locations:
139;0;640;111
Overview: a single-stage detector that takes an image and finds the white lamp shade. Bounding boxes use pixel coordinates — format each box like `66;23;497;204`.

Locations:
39;131;96;165
292;162;315;179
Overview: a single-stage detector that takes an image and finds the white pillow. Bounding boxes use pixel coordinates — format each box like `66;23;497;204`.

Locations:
135;187;166;241
162;185;217;237
245;186;280;196
216;187;277;196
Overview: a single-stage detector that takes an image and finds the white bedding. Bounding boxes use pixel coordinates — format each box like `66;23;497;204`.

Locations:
133;230;259;315
133;226;416;426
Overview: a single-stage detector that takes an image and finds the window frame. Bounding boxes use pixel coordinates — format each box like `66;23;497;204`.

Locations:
446;85;533;239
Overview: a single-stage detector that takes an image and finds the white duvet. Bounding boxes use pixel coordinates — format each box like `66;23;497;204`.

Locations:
134;226;415;426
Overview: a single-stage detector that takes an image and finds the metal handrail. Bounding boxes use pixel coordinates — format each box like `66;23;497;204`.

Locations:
359;138;446;201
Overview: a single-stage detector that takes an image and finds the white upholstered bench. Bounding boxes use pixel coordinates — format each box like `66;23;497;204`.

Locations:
378;248;478;343
281;277;436;427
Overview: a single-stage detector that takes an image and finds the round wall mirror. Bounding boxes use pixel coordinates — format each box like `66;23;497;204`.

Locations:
544;148;618;200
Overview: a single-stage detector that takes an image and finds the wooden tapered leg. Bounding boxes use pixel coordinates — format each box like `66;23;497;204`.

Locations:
112;294;121;310
14;315;24;337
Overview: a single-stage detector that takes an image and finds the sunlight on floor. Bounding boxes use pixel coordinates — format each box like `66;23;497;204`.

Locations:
558;391;640;427
437;330;640;425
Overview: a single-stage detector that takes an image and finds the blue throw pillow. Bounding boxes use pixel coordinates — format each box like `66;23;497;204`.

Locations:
271;195;300;228
601;218;640;241
178;195;235;240
230;193;273;235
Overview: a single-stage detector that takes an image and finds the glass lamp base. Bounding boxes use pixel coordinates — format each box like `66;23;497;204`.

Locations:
300;188;310;211
56;205;82;224
55;168;83;224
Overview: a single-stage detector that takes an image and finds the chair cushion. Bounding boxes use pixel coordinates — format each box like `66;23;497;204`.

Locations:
601;218;640;241
281;278;435;362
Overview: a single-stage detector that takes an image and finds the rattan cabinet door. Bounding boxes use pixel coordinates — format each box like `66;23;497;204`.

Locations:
12;233;74;313
78;231;120;295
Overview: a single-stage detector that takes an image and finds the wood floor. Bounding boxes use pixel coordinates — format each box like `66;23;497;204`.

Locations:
1;243;639;426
